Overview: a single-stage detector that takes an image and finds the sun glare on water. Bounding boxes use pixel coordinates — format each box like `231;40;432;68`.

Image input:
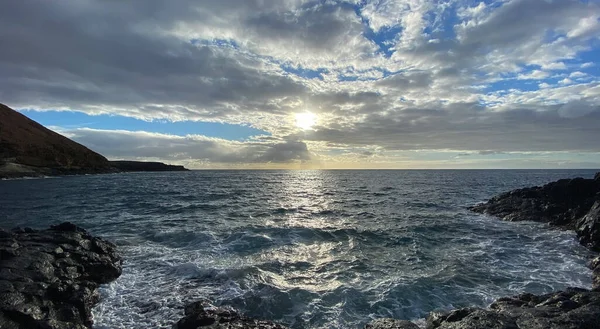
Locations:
295;112;317;130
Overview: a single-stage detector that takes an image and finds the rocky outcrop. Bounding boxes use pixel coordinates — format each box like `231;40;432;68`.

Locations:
592;256;600;291
418;173;600;329
365;318;420;329
0;104;114;178
173;300;289;329
469;173;600;250
577;201;600;251
109;161;189;172
0;222;122;329
366;173;600;329
426;288;600;329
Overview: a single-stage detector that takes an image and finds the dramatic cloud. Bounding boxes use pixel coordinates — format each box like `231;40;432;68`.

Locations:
0;0;599;168
59;128;313;167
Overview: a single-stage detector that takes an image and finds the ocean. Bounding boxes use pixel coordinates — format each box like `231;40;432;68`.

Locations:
0;170;596;328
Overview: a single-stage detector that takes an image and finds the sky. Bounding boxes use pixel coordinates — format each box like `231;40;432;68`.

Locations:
1;0;600;169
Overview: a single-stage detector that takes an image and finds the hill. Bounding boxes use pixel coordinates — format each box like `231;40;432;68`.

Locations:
0;104;188;178
0;104;114;178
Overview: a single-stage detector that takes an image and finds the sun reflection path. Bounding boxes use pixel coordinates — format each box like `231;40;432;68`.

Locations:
256;171;350;292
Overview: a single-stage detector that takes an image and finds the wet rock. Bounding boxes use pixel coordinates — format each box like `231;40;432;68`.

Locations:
404;174;600;329
469;173;600;251
365;318;420;329
173;300;290;329
426;289;600;329
577;201;600;250
0;222;122;329
591;256;600;291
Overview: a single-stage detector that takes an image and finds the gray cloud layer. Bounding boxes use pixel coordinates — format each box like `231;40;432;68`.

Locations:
1;0;599;166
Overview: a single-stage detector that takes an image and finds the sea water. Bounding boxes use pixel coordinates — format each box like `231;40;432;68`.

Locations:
0;170;596;328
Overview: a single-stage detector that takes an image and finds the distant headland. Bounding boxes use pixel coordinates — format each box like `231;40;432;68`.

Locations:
0;103;188;179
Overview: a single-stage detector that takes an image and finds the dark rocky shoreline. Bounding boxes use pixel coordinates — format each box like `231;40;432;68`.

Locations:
2;172;599;328
0;223;122;329
413;172;600;329
469;172;600;251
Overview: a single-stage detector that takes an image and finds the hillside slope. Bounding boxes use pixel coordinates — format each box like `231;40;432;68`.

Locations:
0;104;112;177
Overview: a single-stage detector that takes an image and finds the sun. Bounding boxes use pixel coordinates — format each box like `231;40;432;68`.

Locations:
295;112;317;130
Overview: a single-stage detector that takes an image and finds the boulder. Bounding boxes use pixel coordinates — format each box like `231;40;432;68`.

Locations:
0;222;122;329
173;300;290;329
365;318;420;329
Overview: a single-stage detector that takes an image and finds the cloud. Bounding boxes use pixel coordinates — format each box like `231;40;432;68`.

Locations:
517;70;550;80
581;62;595;68
59;128;313;167
301;101;600;152
559;78;574;85
570;71;587;79
0;0;599;167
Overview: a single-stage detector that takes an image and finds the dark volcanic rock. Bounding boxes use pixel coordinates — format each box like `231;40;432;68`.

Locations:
469;173;600;250
591;256;600;291
0;103;114;178
0;222;122;329
173;300;290;329
426;288;600;329
577;201;600;250
365;318;420;329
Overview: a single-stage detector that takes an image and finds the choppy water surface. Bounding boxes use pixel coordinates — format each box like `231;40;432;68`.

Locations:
0;170;597;328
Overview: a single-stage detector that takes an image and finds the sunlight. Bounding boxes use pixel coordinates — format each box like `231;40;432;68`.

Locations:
295;112;317;130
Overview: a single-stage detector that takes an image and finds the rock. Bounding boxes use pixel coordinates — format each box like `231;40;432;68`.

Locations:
426;289;600;329
591;257;600;291
577;201;600;250
412;174;600;329
0;222;122;329
173;300;290;329
50;222;87;233
469;174;600;250
365;318;420;329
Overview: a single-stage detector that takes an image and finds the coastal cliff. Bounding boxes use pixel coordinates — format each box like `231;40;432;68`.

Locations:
0;104;114;178
0;104;188;178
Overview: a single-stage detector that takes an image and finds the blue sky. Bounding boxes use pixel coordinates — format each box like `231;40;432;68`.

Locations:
21;110;269;141
2;0;600;168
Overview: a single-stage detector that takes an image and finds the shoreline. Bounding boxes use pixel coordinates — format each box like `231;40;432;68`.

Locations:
0;161;189;180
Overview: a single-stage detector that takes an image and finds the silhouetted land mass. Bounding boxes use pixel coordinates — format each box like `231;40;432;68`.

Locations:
0;103;188;178
0;103;113;178
110;160;188;172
